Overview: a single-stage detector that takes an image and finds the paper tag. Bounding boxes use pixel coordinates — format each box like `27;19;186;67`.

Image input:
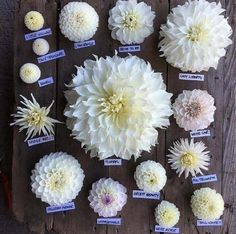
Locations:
192;174;217;184
25;28;52;41
104;159;122;166
133;190;160;200
37;49;65;63
190;129;211;138
74;40;96;49
46;202;75;213
155;225;179;233
27;135;54;147
119;45;141;53
38;77;54;87
179;73;204;81
97;218;121;225
197;219;222;226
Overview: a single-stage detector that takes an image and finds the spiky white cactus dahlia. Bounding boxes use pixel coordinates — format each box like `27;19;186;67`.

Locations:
64;53;173;160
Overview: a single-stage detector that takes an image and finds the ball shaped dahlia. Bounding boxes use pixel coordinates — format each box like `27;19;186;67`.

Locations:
32;38;50;56
24;11;44;31
173;89;216;131
134;160;167;193
88;178;127;217
64;53;173;160
191;187;224;221
108;0;155;45
19;63;41;84
31;152;85;206
59;2;99;42
159;0;232;72
155;201;180;228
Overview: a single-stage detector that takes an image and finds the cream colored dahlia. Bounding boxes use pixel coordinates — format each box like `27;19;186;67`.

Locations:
159;0;232;72
59;2;99;42
19;63;41;84
88;178;127;217
11;94;61;141
155;201;180;228
31;152;85;206
191;187;224;221
134;160;167;193
24;11;44;31
173;89;216;131
167;138;210;178
32;38;50;56
64;53;173;160
108;0;155;45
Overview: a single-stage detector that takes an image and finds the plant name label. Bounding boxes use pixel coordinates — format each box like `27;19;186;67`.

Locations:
155;225;179;233
192;174;217;184
190;129;211;138
133;190;160;200
38;49;65;63
197;219;222;226
28;135;54;147
119;45;141;53
25;28;52;41
104;159;122;166
179;73;204;81
97;218;121;225
74;40;96;49
38;77;54;87
46;202;75;213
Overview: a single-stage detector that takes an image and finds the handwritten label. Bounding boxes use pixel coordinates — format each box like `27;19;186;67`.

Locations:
133;190;160;200
74;40;96;49
27;135;54;147
104;159;122;166
179;73;204;81
197;219;222;226
192;174;217;184
38;49;65;63
46;202;75;213
38;77;54;87
97;218;121;225
25;28;52;41
190;129;211;138
155;225;179;233
119;45;141;53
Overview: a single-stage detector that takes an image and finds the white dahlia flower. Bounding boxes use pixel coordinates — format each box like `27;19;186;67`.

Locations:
155;201;180;228
108;0;155;45
24;11;44;31
64;53;173;160
31;152;85;206
159;0;232;72
59;2;99;42
32;38;50;56
167;138;210;178
19;63;41;84
134;160;167;193
173;89;216;131
88;178;127;217
191;187;224;221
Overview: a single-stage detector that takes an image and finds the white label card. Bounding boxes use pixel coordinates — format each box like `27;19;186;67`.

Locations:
24;28;52;41
192;174;217;184
155;225;180;233
46;202;75;213
190;129;211;138
38;77;54;87
27;135;54;147
74;40;96;49
179;73;204;81
133;190;160;200
104;159;122;166
119;45;141;53
197;219;222;226
37;50;65;63
97;218;121;225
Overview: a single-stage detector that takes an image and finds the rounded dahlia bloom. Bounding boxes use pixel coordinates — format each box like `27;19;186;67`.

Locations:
59;2;99;42
88;178;127;217
159;0;232;72
31;152;85;206
191;187;224;221
108;0;155;45
173;89;216;131
24;11;44;31
32;38;50;56
64;53;173;160
155;201;180;228
19;63;41;84
134;160;167;193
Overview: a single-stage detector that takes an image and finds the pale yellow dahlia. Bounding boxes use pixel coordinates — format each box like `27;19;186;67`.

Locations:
108;0;155;45
191;187;224;221
32;38;50;56
64;53;173;160
19;63;41;84
159;0;232;72
24;11;44;31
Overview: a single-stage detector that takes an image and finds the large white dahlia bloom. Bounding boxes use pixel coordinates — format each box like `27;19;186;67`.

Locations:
64;53;173;160
31;152;85;206
159;0;232;72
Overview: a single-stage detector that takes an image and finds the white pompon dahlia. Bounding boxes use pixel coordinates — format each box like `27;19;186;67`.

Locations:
59;2;99;42
64;53;173;160
159;0;232;72
173;89;216;131
108;0;155;45
31;152;85;206
167;138;210;178
134;160;167;193
88;178;127;217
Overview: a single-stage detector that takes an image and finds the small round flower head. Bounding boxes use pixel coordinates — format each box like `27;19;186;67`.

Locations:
24;11;44;31
191;187;224;221
167;138;210;178
173;89;216;131
32;38;50;56
134;160;167;193
19;63;41;84
155;201;180;228
88;178;127;217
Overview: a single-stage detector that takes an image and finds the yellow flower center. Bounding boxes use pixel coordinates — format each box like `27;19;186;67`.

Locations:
187;25;208;42
185;102;202;118
180;152;197;167
75;12;84;25
23;68;33;77
46;170;67;191
144;173;158;186
123;12;138;30
27;111;41;126
161;210;173;224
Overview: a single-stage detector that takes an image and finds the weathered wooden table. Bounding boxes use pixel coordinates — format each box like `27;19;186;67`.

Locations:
12;0;235;233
